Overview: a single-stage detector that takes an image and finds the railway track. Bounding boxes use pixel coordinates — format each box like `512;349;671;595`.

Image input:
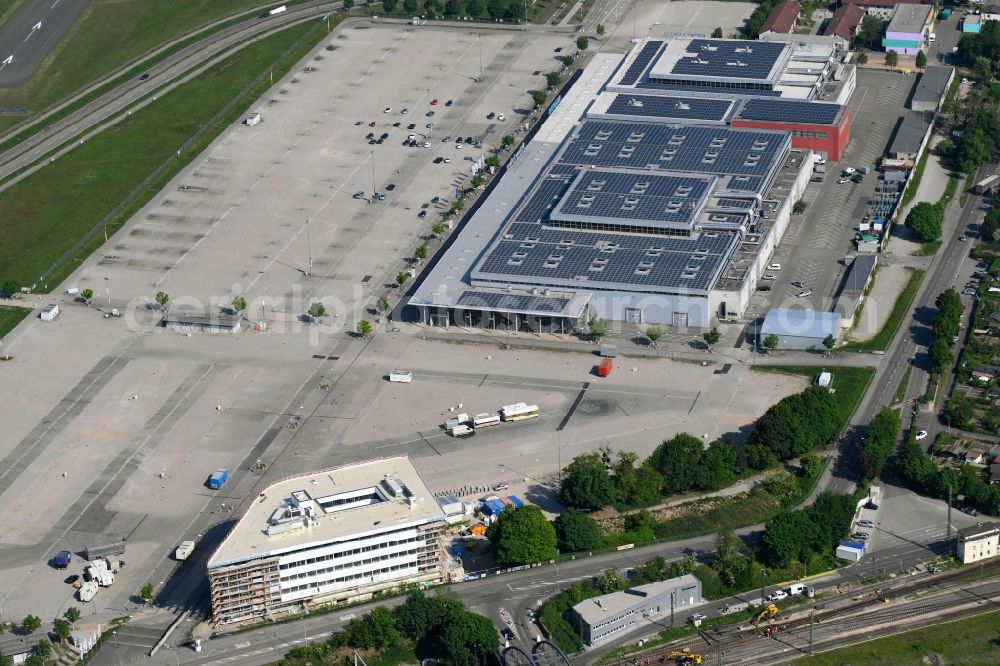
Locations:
602;560;1000;666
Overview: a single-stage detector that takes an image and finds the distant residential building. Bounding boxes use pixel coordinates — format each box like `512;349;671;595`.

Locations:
760;1;802;35
883;3;935;55
843;0;924;20
957;522;1000;563
571;576;703;647
823;4;866;42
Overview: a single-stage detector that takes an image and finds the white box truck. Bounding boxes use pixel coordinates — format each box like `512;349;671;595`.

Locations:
445;413;470;430
175;541;196;561
245;112;262;126
389;370;412;383
449;424;474;438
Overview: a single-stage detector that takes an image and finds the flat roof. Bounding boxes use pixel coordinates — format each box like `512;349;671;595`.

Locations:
889;110;932;157
208;456;445;568
573;575;700;624
761;308;842;339
887;4;933;34
649;38;788;83
737;98;843;125
593;93;736;123
912;66;954;105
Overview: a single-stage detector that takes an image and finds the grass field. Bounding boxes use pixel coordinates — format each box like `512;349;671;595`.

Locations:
0;305;30;340
795;609;1000;664
843;268;924;352
0;0;287;133
0;18;329;289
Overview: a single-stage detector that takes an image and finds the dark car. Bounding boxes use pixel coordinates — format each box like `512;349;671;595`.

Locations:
376;138;384;144
64;574;80;585
487;112;496;120
407;123;416;130
54;550;72;569
445;99;453;107
433;157;443;164
432;196;441;203
386;184;396;191
465;136;474;144
380;133;389;140
418;210;427;218
139;72;150;81
426;110;435;117
392;121;401;127
758;284;771;291
366;132;374;140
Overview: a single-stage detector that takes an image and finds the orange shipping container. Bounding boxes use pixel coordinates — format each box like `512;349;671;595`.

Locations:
470;523;487;536
598;358;614;377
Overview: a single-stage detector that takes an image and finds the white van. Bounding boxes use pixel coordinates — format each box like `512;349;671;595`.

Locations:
787;583;807;596
929;33;936;42
388;370;412;383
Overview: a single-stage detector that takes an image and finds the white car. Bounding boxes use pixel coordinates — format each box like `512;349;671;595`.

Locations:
408;133;416;140
858;519;876;529
767;590;789;601
383;107;392;113
493;483;509;491
444;156;452;163
498;113;506;121
838;178;850;184
762;273;776;281
797;290;813;298
915;430;928;440
843;167;857;175
767;263;781;271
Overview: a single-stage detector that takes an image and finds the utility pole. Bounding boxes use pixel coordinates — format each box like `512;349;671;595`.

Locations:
258;271;265;323
305;219;313;276
759;568;767;606
670;590;675;628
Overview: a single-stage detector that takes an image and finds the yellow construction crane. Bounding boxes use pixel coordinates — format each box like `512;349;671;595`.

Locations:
754;603;779;625
665;647;703;664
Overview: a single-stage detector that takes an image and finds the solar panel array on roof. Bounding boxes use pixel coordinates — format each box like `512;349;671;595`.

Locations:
561;122;785;180
668;39;786;81
606;94;733;122
456;291;570;313
475;223;736;291
619;40;664;85
715;198;755;209
636;79;783;96
515;177;574;224
553;170;711;228
739;98;841;125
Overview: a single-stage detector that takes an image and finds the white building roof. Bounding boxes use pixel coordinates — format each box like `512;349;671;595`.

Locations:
208;456;445;568
573;575;699;624
761;308;841;339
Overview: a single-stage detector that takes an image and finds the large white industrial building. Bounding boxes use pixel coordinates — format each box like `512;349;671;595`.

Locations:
206;456;452;624
403;37;855;329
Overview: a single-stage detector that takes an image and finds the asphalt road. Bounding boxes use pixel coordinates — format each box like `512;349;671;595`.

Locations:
0;0;89;88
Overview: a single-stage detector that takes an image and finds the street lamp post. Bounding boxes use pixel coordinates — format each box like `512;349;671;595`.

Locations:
305;219;313;277
759;569;767;606
258;271;265;323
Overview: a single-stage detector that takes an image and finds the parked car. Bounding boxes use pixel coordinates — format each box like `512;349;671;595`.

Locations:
442;135;451;143
915;430;928;440
383;107;392;113
407;123;416;130
797;290;813;298
852;532;870;541
418;210;427;218
843;167;857;175
767;590;789;601
431;98;439;105
758;284;772;292
494;483;509;491
392;121;401;127
858;519;876;528
444;156;452;163
445;99;453;106
386;184;396;191
401;108;408;114
762;273;776;281
767;263;781;271
487;112;496;120
498;114;506;121
959;235;968;241
432;196;441;204
838;178;850;184
688;613;708;624
791;280;806;289
426;110;435;117
433;157;443;164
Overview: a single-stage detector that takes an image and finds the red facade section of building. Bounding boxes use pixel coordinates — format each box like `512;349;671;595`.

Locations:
730;108;851;162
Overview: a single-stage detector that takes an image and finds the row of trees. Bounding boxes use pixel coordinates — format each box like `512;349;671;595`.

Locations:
745;386;841;469
929;288;962;375
382;0;524;22
287;591;497;666
759;492;855;568
981;197;1000;244
857;408;901;480
941;77;1000;174
897;434;1000;515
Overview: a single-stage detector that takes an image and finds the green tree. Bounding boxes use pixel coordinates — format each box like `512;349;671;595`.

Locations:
444;0;465;16
915;50;927;69
0;652;11;666
382;0;398;11
450;199;465;214
800;452;823;479
752;401;807;461
53;619;72;643
432;223;448;237
33;640;51;660
945;392;976;430
357;319;373;337
711;27;723;38
232;295;247;312
560;55;574;68
856;16;884;50
703;327;720;349
713;528;749;587
823;334;836;353
597;24;606;36
648;433;704;494
64;607;81;623
576;36;589;51
856;50;869;66
1;280;21;296
594;569;626;593
433;610;498;666
403;0;418;13
532;90;547;106
701;440;739;490
377;295;390;313
936;138;955;157
545;71;562;88
622;509;656;542
561;453;614;510
140;583;154;603
975;55;993;82
763;470;801;506
415;244;428;260
21;615;42;633
762;334;779;352
81;288;94;302
885;49;899;69
761;510;816;568
396;272;409;287
743;443;778;470
793;199;807;215
486;505;557;566
24;657;42;666
341;606;400;650
588;317;608;340
645;326;663;347
502;134;515;147
858;408;900;479
308;302;327;318
554;508;601;552
928;338;953;374
154;291;169;309
958;129;993;173
484;155;500;168
905;201;943;242
392;592;464;642
470;174;485;189
466;0;486;15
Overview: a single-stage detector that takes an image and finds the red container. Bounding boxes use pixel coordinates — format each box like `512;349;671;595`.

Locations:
598;358;614;377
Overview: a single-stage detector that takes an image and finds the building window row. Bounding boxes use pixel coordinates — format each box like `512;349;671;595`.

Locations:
283;560;418;595
279;535;422;570
281;548;419;583
791;130;828;139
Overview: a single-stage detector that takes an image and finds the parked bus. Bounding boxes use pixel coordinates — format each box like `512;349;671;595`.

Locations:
473;413;501;429
500;402;540;422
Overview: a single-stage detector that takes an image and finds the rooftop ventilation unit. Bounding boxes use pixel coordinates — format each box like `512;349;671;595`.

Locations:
381;475;404;497
627;98;644;108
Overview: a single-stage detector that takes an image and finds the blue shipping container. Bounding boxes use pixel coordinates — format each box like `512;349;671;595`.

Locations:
208;469;229;489
506;495;524;508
